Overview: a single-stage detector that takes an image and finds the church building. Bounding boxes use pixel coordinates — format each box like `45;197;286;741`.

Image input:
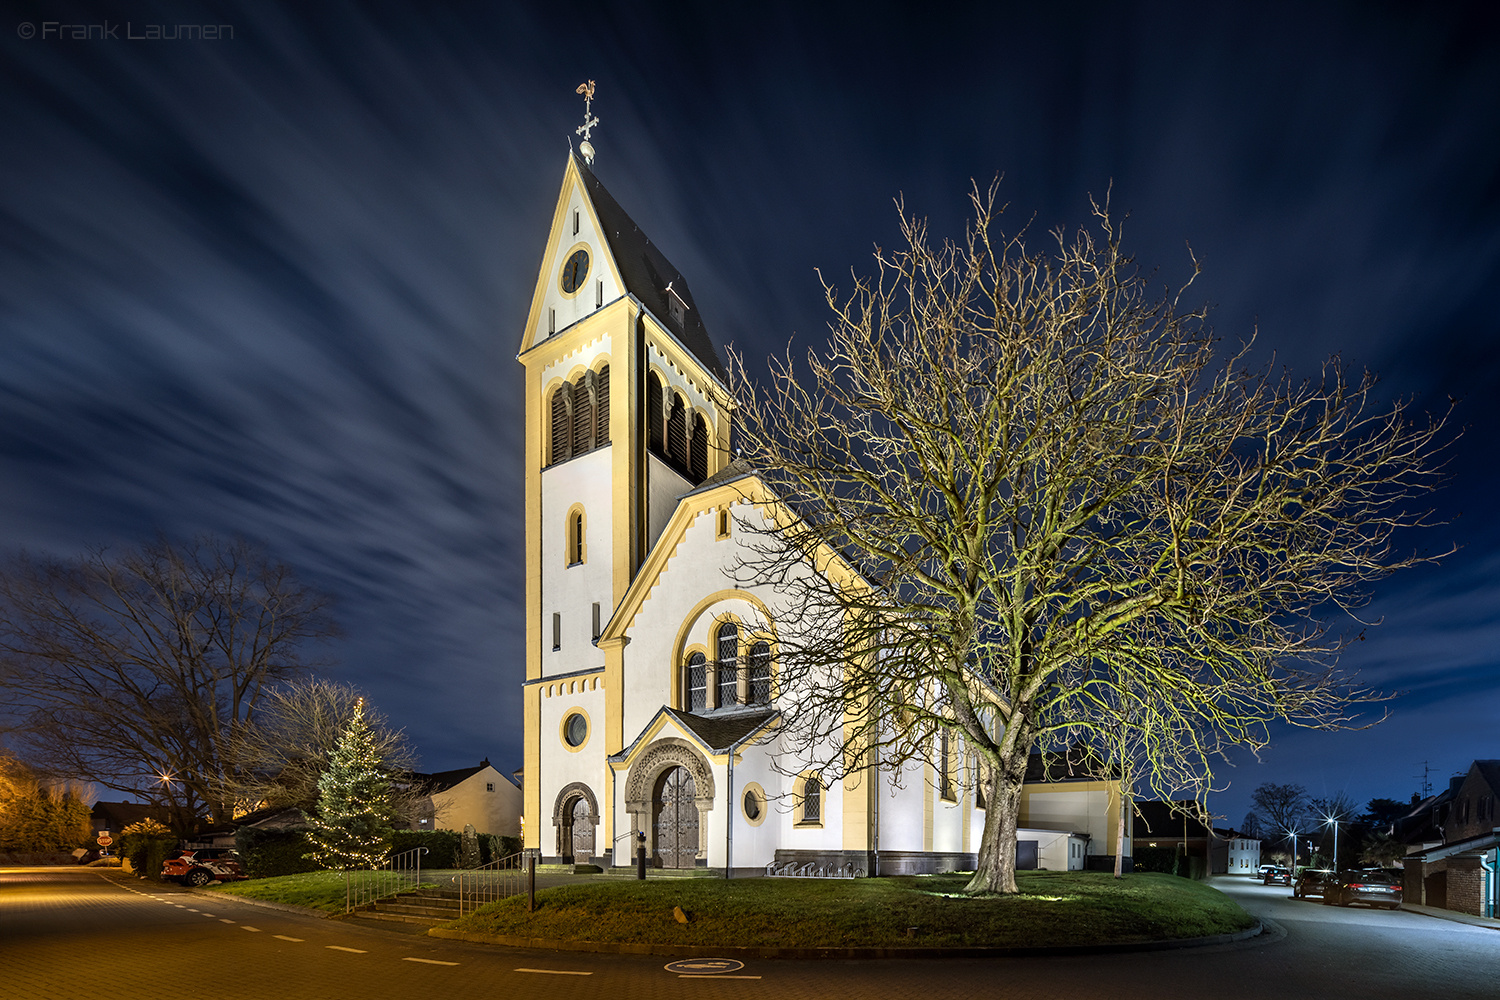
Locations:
518;149;1131;875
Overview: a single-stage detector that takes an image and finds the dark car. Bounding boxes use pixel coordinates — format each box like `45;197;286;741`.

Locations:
1262;865;1292;886
1322;869;1402;909
1293;868;1335;899
162;848;247;887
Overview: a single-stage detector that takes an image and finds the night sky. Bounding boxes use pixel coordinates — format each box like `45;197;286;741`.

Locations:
3;1;1498;830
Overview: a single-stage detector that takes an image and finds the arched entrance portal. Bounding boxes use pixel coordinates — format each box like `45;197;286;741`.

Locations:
551;782;599;865
653;766;699;869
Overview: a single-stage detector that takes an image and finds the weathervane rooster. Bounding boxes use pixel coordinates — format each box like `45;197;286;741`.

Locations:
576;80;599;164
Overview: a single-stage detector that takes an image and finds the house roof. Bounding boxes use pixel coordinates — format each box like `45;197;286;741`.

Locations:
664;708;780;754
1134;800;1214;839
576;157;725;381
89;801;166;832
410;759;514;795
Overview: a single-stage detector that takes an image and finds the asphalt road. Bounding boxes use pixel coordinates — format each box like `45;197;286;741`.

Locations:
2;867;1497;999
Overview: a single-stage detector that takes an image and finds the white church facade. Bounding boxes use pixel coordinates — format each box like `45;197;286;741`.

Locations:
518;152;1132;875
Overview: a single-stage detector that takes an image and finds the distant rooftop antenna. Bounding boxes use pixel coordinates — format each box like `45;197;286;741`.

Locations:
1416;760;1432;799
575;80;599;164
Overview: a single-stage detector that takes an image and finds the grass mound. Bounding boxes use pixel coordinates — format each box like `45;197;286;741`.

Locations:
210;869;447;914
440;871;1254;949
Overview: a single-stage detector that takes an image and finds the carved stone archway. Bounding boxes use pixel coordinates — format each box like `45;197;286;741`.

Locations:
623;738;716;866
551;781;599;862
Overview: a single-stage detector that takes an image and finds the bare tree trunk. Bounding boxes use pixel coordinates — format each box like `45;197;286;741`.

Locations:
965;744;1030;893
1114;781;1129;878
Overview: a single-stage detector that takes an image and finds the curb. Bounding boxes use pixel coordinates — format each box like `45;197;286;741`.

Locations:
189;887;335;919
426;919;1264;960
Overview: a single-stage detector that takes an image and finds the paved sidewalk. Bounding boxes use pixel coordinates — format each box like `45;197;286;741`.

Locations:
1400;902;1500;931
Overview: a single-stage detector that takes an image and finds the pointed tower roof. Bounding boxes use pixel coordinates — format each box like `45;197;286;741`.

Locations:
574;157;726;381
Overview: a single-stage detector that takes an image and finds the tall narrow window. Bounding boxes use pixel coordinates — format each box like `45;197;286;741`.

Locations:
572;208;579;235
748;641;771;706
595;365;610;445
596;279;603;307
552;613;561;651
591;602;601;640
716;621;738;709
939;729;954;800
801;776;821;824
667;396;687;469
550;384;570;465
690;413;709;482
975;762;987;810
573;372;594;455
686;652;707;712
646;373;664;453
569;512;584;565
549;307;556;334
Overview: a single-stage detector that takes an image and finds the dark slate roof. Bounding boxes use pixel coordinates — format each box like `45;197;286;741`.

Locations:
409;758;511;795
1024;744;1115;783
576;157;726;381
1473;760;1500;793
1134;800;1214;839
680;457;755;498
664;708;779;753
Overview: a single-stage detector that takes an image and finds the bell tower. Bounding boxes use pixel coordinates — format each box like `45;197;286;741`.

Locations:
517;143;733;856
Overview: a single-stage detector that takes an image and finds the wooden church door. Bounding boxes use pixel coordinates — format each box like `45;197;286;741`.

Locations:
653;767;699;868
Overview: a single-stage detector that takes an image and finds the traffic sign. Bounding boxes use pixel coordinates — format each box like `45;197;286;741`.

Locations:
96;835;113;847
664;958;745;976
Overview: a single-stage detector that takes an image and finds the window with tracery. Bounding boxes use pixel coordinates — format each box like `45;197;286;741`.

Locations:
748;641;770;706
685;652;707;712
716;621;738;708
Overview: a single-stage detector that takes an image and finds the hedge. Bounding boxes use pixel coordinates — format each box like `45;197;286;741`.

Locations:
234;826;320;879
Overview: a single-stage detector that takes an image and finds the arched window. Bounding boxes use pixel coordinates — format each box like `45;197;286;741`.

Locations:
569;511;584;565
748;641;771;706
549;382;572;465
573;371;594;455
939;728;954;800
715;621;738;709
690;412;709;482
667;395;688;469
646;372;664;453
595;365;610;445
800;775;821;825
685;652;707;712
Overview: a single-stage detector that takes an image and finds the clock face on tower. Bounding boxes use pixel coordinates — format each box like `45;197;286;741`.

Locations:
560;248;590;294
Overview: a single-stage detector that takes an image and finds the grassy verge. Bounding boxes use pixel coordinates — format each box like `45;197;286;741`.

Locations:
439;871;1255;949
209;870;456;914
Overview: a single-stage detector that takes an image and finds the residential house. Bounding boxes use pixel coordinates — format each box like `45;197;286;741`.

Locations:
1401;760;1500;917
408;758;521;837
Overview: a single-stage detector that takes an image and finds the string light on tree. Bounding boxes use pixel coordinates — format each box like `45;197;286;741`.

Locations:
304;698;395;870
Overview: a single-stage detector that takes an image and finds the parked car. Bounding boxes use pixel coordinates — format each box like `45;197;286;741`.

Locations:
1293;868;1335;899
162;849;247;887
1262;865;1292;886
1322;869;1402;909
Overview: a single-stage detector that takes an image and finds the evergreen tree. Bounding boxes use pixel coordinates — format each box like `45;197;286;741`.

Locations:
304;699;393;869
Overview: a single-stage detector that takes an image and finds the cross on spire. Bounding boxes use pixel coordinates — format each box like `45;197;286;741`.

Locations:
575;80;599;164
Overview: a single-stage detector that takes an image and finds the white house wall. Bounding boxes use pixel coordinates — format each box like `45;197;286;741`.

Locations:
646;453;691;553
538;673;607;853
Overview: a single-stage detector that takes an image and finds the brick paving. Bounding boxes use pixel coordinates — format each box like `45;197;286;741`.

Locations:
4;867;1499;1000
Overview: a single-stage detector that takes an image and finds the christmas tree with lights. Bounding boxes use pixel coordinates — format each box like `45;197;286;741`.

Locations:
304;698;393;869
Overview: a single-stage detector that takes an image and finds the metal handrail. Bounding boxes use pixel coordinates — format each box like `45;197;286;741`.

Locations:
456;850;534;916
343;846;429;914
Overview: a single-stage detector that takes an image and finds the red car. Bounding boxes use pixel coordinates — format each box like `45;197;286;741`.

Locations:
162;849;247;887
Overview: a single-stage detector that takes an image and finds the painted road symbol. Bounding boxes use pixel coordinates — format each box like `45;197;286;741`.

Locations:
664;958;746;975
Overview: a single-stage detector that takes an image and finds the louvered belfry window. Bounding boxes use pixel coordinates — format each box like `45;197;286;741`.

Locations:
668;396;687;469
686;652;707;712
690;413;708;482
647;373;664;453
595;365;610;445
716;621;738;708
573;371;595;455
550;382;571;465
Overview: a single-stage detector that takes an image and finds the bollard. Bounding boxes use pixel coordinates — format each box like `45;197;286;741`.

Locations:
636;830;647;880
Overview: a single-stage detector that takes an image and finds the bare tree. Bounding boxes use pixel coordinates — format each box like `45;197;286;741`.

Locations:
216;677;417;819
0;536;338;831
727;182;1451;893
1251;782;1311;836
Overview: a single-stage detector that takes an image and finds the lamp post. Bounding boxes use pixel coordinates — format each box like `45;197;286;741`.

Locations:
1325;815;1341;872
1285;826;1299;867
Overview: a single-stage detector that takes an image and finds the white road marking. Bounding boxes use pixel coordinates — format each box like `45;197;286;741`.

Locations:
403;957;460;966
273;935;304;942
681;975;763;979
515;968;592;975
219;918;235;923
186;908;199;912
326;945;367;953
242;926;262;932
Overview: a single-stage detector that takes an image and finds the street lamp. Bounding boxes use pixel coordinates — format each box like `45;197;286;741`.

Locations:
1325;814;1341;872
1285;826;1300;867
